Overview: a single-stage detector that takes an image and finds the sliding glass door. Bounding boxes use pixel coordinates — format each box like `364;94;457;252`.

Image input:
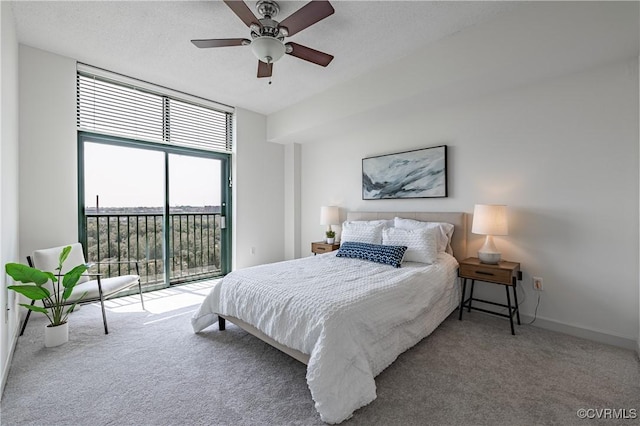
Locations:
168;153;226;284
79;133;231;290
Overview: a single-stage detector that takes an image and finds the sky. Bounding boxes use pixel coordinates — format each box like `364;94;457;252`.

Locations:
84;142;222;208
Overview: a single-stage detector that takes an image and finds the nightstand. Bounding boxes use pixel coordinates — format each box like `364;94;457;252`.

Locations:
311;241;340;255
458;257;523;335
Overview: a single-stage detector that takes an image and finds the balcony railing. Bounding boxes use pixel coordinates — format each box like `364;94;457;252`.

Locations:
84;212;222;287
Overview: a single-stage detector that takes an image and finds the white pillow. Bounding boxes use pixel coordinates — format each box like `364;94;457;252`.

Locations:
382;227;438;264
341;219;393;228
340;222;385;245
393;217;454;254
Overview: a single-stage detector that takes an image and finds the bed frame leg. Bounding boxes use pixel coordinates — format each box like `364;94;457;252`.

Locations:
218;317;226;331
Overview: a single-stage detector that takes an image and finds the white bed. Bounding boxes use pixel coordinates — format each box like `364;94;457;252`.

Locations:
191;212;467;423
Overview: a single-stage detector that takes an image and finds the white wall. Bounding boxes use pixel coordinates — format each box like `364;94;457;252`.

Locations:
295;58;639;349
233;108;285;269
0;1;20;395
284;143;301;260
18;46;77;258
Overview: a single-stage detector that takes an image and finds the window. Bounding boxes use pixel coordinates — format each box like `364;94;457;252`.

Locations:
77;65;233;288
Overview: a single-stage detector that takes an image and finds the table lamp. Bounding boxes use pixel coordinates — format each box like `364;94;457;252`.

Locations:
472;204;508;264
320;206;340;243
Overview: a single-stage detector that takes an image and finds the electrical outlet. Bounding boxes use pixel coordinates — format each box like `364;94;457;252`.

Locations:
533;276;543;291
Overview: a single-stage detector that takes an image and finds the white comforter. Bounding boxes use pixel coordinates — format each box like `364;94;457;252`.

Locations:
191;252;459;423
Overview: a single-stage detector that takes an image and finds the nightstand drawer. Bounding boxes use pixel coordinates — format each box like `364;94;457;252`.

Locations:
312;242;340;255
459;264;513;285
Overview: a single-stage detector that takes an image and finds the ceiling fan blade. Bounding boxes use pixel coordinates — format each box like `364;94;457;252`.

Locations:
279;1;334;36
286;42;334;67
257;60;273;78
223;0;262;28
191;38;249;48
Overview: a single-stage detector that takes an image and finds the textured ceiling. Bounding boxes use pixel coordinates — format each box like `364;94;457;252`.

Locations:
11;1;521;115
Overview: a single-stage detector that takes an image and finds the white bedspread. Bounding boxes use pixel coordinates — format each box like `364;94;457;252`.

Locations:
191;252;459;423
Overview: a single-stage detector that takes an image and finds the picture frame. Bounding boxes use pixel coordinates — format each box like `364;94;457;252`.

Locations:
362;145;448;200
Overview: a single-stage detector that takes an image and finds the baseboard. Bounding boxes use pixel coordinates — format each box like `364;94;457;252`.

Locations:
0;326;19;401
520;313;637;351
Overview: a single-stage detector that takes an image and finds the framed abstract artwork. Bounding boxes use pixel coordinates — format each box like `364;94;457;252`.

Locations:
362;145;448;200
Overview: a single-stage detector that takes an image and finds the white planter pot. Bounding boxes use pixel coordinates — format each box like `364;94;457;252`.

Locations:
326;238;335;244
44;322;69;348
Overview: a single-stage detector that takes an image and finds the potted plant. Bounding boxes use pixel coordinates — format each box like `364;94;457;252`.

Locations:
5;246;88;347
326;230;336;244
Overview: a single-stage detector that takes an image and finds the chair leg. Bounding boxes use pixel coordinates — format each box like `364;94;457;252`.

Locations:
97;276;109;334
135;261;145;310
138;279;145;311
19;300;36;336
100;298;109;334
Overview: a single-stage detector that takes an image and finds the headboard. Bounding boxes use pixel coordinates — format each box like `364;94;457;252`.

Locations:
346;211;468;262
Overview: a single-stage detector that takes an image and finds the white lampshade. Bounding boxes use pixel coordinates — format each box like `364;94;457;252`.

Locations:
320;206;340;226
251;36;285;64
472;204;508;236
472;204;508;264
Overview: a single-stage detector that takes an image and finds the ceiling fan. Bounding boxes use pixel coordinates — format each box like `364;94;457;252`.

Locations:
191;0;335;80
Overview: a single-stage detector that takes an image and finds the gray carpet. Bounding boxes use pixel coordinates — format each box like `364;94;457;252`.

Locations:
1;280;638;426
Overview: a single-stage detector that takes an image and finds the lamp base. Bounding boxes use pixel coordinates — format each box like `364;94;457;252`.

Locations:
478;235;501;264
478;251;501;264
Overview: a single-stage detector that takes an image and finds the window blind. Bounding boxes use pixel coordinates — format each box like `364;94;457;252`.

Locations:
77;67;233;153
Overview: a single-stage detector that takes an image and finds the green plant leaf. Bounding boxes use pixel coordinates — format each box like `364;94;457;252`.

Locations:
62;264;88;289
19;303;49;314
8;285;50;300
61;264;87;302
58;246;72;270
44;271;57;284
5;263;50;285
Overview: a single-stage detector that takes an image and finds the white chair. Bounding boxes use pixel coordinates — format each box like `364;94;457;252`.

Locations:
20;243;145;335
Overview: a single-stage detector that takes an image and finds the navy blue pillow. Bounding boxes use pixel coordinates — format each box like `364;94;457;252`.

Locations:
336;242;407;268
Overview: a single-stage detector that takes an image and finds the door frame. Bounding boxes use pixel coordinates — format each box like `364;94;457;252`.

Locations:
77;132;232;286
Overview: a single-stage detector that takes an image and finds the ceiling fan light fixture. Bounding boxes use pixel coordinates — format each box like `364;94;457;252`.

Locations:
192;0;335;77
251;36;285;63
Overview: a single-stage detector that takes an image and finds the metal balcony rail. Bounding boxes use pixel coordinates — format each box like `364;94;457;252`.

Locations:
84;212;222;287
